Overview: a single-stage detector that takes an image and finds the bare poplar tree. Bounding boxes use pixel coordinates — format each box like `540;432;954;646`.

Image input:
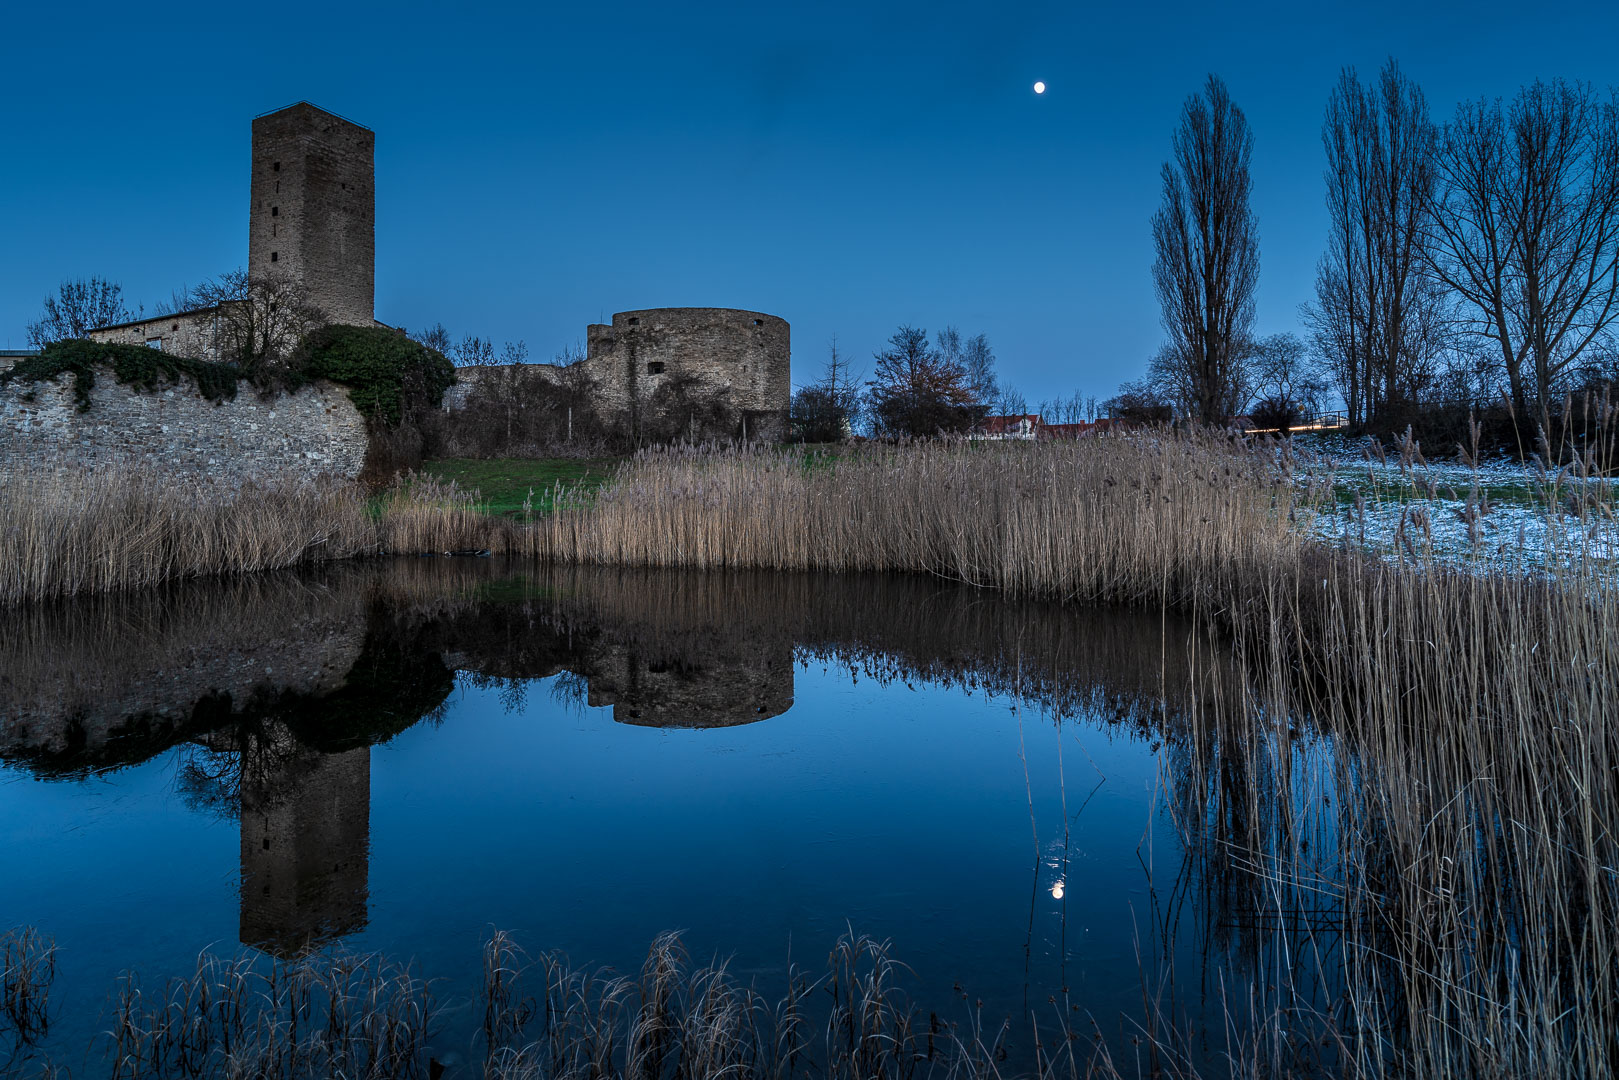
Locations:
1151;75;1261;423
1302;61;1439;425
1427;79;1619;415
26;277;136;347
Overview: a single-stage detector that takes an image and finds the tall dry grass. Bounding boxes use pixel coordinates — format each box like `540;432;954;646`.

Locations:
0;469;377;604
0;469;515;605
534;437;1313;607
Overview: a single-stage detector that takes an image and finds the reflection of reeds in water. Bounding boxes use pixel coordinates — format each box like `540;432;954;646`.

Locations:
1;927;55;1046
1157;554;1619;1076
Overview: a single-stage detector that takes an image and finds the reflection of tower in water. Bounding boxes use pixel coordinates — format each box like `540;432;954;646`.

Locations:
238;737;371;957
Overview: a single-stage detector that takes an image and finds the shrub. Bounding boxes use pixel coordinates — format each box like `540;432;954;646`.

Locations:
295;324;455;427
0;338;241;412
1249;395;1302;432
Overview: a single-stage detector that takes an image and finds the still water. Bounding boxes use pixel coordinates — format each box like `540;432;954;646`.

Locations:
1;561;1258;1072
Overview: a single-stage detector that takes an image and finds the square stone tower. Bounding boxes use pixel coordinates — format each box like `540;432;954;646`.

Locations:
249;102;375;326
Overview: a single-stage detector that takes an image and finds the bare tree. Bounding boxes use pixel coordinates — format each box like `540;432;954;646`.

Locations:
1427;78;1619;416
451;334;496;367
1152;75;1261;423
1303;61;1439;425
410;323;453;356
26;277;136;347
791;336;863;441
172;269;326;370
1250;332;1328;420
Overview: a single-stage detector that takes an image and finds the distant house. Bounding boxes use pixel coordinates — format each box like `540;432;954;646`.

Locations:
974;414;1041;440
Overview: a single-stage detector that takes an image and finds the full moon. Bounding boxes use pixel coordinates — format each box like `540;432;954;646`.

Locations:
1033;81;1046;95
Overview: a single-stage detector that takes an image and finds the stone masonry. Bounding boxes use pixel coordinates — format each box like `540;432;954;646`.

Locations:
249;103;375;327
445;307;791;439
0;359;369;482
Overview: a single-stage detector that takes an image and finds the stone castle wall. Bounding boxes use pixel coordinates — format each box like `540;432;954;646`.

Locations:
0;359;370;482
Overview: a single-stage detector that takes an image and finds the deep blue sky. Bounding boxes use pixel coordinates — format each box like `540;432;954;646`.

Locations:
4;0;1616;404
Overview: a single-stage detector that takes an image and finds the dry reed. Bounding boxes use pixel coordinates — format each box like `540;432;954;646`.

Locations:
1;927;56;1045
0;469;376;604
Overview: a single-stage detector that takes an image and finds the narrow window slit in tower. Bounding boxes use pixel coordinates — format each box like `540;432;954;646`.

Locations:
271;252;278;262
271;206;279;217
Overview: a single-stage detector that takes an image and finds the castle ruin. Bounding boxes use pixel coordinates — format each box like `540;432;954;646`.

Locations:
73;102;790;443
446;307;791;441
88;102;377;355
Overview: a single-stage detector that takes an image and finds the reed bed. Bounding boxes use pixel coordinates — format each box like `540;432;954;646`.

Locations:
0;468;516;605
1;926;1130;1080
104;948;434;1080
0;469;377;604
535;436;1312;608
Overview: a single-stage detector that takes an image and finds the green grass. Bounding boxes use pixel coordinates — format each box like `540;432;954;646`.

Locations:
420;457;624;517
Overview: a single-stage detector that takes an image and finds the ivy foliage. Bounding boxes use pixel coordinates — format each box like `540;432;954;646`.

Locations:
0;338;241;412
295;324;456;426
1;326;455;428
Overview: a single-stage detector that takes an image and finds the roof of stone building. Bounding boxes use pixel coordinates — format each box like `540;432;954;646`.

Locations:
253;101;373;131
88;305;220;333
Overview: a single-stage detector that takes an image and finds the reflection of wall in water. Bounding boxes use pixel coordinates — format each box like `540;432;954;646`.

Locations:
583;643;793;728
239;742;370;956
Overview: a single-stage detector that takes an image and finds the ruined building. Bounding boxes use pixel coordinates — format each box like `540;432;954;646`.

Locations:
445;307;791;441
88;102;377;355
72;102;789;440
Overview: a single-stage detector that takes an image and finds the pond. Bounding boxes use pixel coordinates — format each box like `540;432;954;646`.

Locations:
1;560;1288;1075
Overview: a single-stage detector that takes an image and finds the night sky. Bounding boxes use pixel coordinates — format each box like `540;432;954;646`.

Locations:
4;0;1615;405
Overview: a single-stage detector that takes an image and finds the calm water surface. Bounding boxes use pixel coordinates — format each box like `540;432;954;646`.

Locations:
1;561;1262;1072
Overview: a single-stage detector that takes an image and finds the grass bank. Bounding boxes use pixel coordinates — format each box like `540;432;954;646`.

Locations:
419;456;622;517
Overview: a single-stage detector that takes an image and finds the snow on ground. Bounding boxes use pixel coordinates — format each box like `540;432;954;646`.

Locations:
1285;436;1619;579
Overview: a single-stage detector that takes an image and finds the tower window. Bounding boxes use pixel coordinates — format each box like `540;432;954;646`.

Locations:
628;317;640;326
274;180;280;193
271;206;279;217
273;161;280;171
272;224;277;236
753;319;763;326
270;252;278;262
646;361;665;374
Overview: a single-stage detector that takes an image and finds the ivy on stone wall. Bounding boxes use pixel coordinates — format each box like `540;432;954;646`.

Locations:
296;325;456;427
1;327;455;429
0;339;241;412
